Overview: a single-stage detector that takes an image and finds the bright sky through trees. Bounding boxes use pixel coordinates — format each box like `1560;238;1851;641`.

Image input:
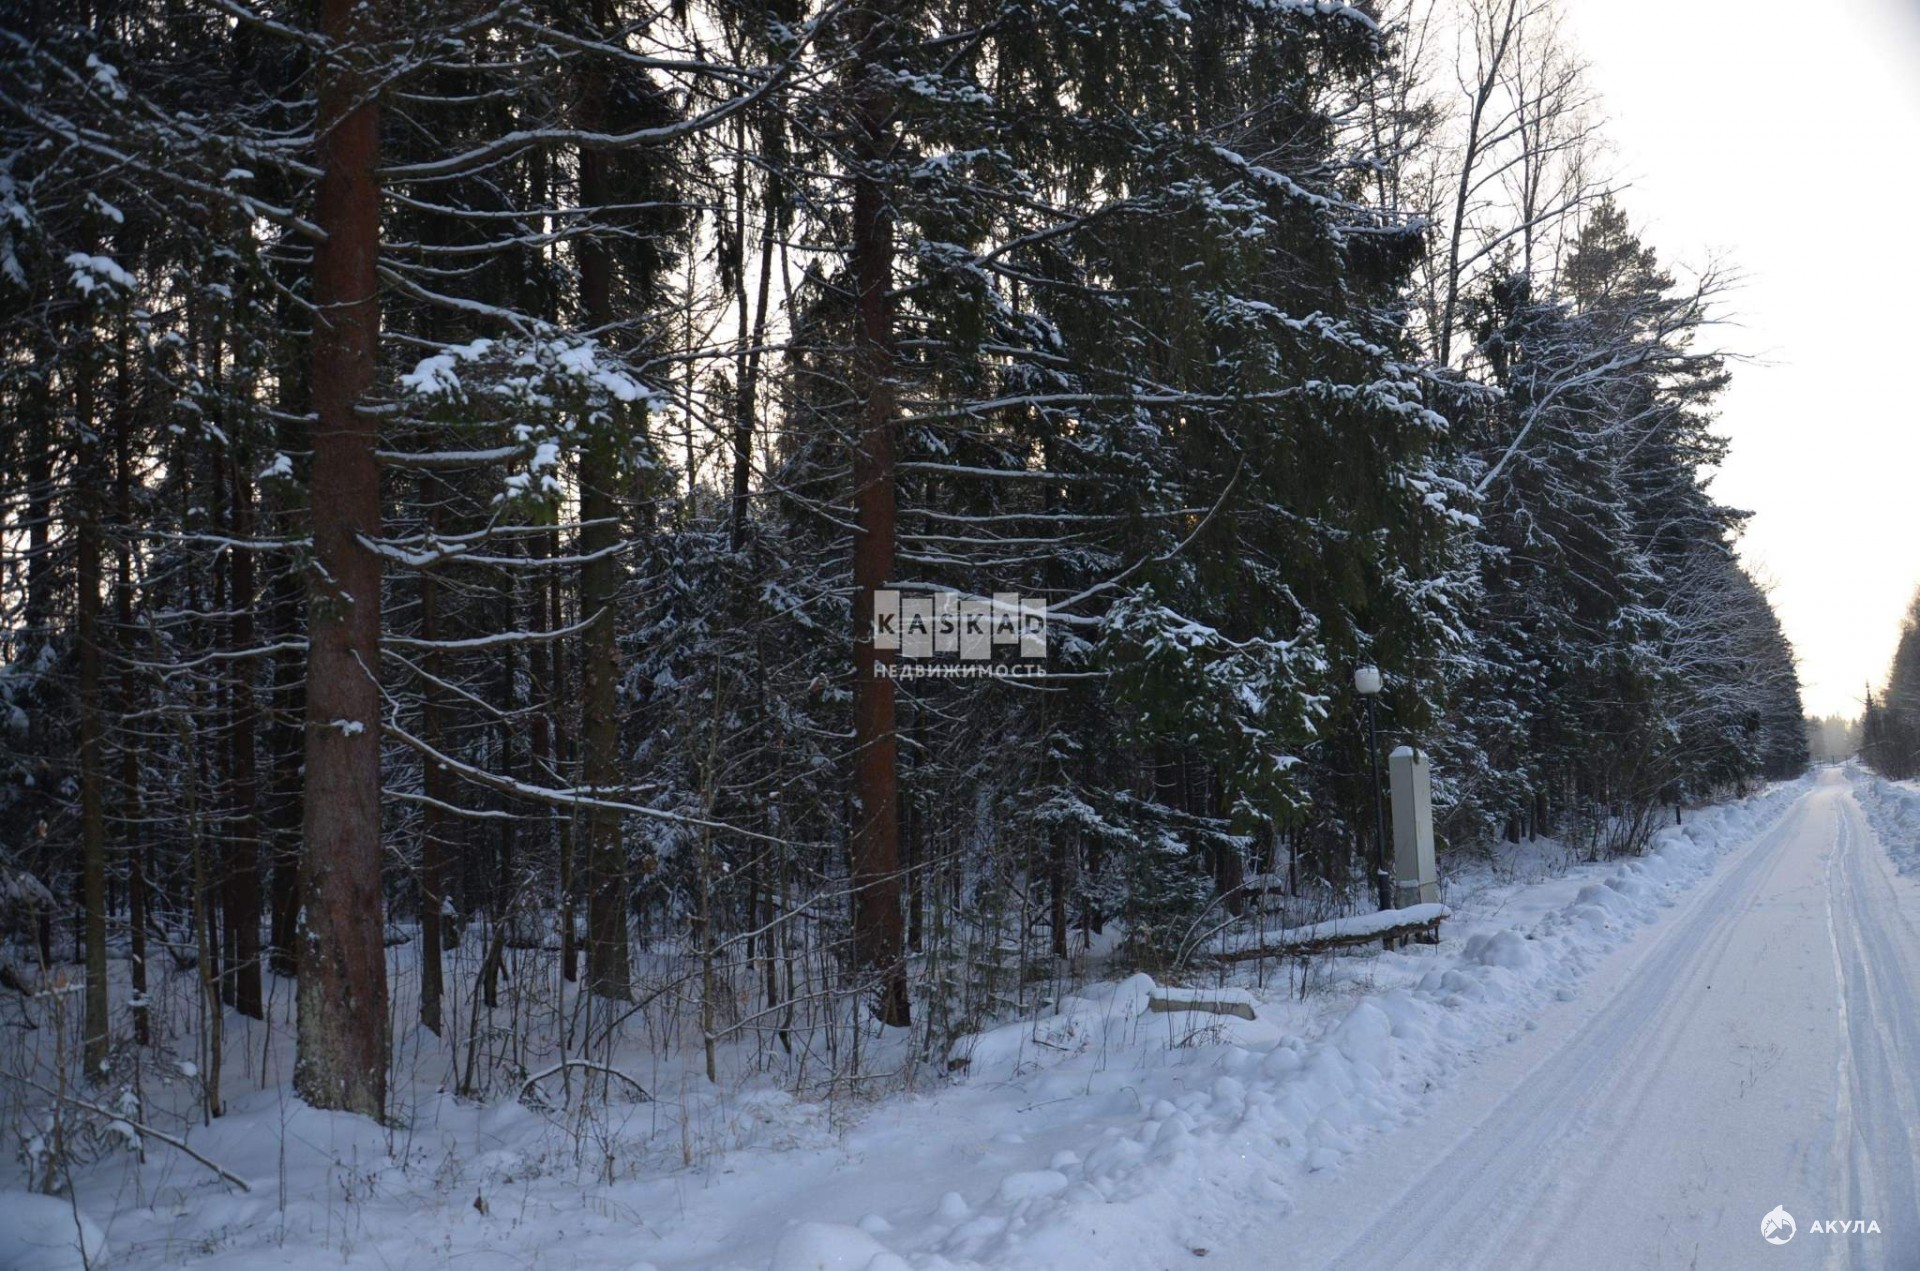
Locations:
1566;0;1920;718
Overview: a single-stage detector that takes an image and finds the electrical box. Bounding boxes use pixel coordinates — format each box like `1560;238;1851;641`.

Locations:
1390;746;1438;907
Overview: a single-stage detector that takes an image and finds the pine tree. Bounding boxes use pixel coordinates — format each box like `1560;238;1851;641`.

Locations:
295;0;390;1118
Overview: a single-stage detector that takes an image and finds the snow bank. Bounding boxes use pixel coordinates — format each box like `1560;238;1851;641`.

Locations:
833;780;1803;1270
1854;768;1920;875
769;1222;906;1271
0;1192;107;1271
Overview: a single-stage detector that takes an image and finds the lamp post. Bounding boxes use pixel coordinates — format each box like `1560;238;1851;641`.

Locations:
1354;665;1392;911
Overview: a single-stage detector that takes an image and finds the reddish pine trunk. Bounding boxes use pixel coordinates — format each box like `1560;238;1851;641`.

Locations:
295;0;389;1118
847;8;909;1027
576;0;631;1001
578;257;631;1002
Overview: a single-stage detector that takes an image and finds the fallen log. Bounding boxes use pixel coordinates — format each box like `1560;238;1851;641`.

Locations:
22;1077;252;1193
1211;903;1450;962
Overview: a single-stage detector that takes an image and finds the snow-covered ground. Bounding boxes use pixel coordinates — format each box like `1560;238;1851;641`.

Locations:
1219;766;1920;1269
18;768;1920;1270
1851;765;1920;879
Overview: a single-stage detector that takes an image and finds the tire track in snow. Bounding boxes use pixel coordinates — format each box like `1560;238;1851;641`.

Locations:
1826;790;1920;1269
1308;792;1818;1270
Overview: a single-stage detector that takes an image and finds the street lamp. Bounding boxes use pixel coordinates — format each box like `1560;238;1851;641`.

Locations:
1354;665;1392;911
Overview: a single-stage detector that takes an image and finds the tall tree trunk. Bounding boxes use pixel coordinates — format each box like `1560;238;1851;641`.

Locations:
416;499;447;1035
729;110;778;551
847;6;909;1027
265;559;305;975
518;144;572;985
225;455;265;1019
24;343;54;969
212;459;234;1010
576;0;631;1002
528;514;570;981
76;354;110;1075
493;592;518;917
1437;0;1520;366
185;713;223;1121
296;0;389;1118
1048;825;1070;960
266;297;310;978
266;562;305;976
483;576;519;1013
113;329;149;1046
578;460;629;1001
551;535;578;983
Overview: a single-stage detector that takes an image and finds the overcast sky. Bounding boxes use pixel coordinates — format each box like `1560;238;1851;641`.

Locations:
1559;0;1920;718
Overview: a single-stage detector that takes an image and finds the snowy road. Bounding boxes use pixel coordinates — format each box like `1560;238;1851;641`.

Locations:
1230;770;1920;1270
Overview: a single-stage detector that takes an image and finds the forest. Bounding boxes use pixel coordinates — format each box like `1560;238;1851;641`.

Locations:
0;0;1807;1146
1862;590;1920;779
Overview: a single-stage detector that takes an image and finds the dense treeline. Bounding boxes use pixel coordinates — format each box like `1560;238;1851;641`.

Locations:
0;0;1804;1112
1863;590;1920;779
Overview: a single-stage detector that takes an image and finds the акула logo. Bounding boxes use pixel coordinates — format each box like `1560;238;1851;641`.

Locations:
1763;1204;1880;1245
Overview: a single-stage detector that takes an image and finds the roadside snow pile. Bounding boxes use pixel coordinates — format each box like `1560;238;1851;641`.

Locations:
743;780;1802;1271
1854;768;1920;875
949;974;1283;1082
770;1222;909;1271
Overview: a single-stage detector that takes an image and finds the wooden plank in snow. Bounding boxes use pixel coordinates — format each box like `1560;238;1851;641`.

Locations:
1146;988;1258;1020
